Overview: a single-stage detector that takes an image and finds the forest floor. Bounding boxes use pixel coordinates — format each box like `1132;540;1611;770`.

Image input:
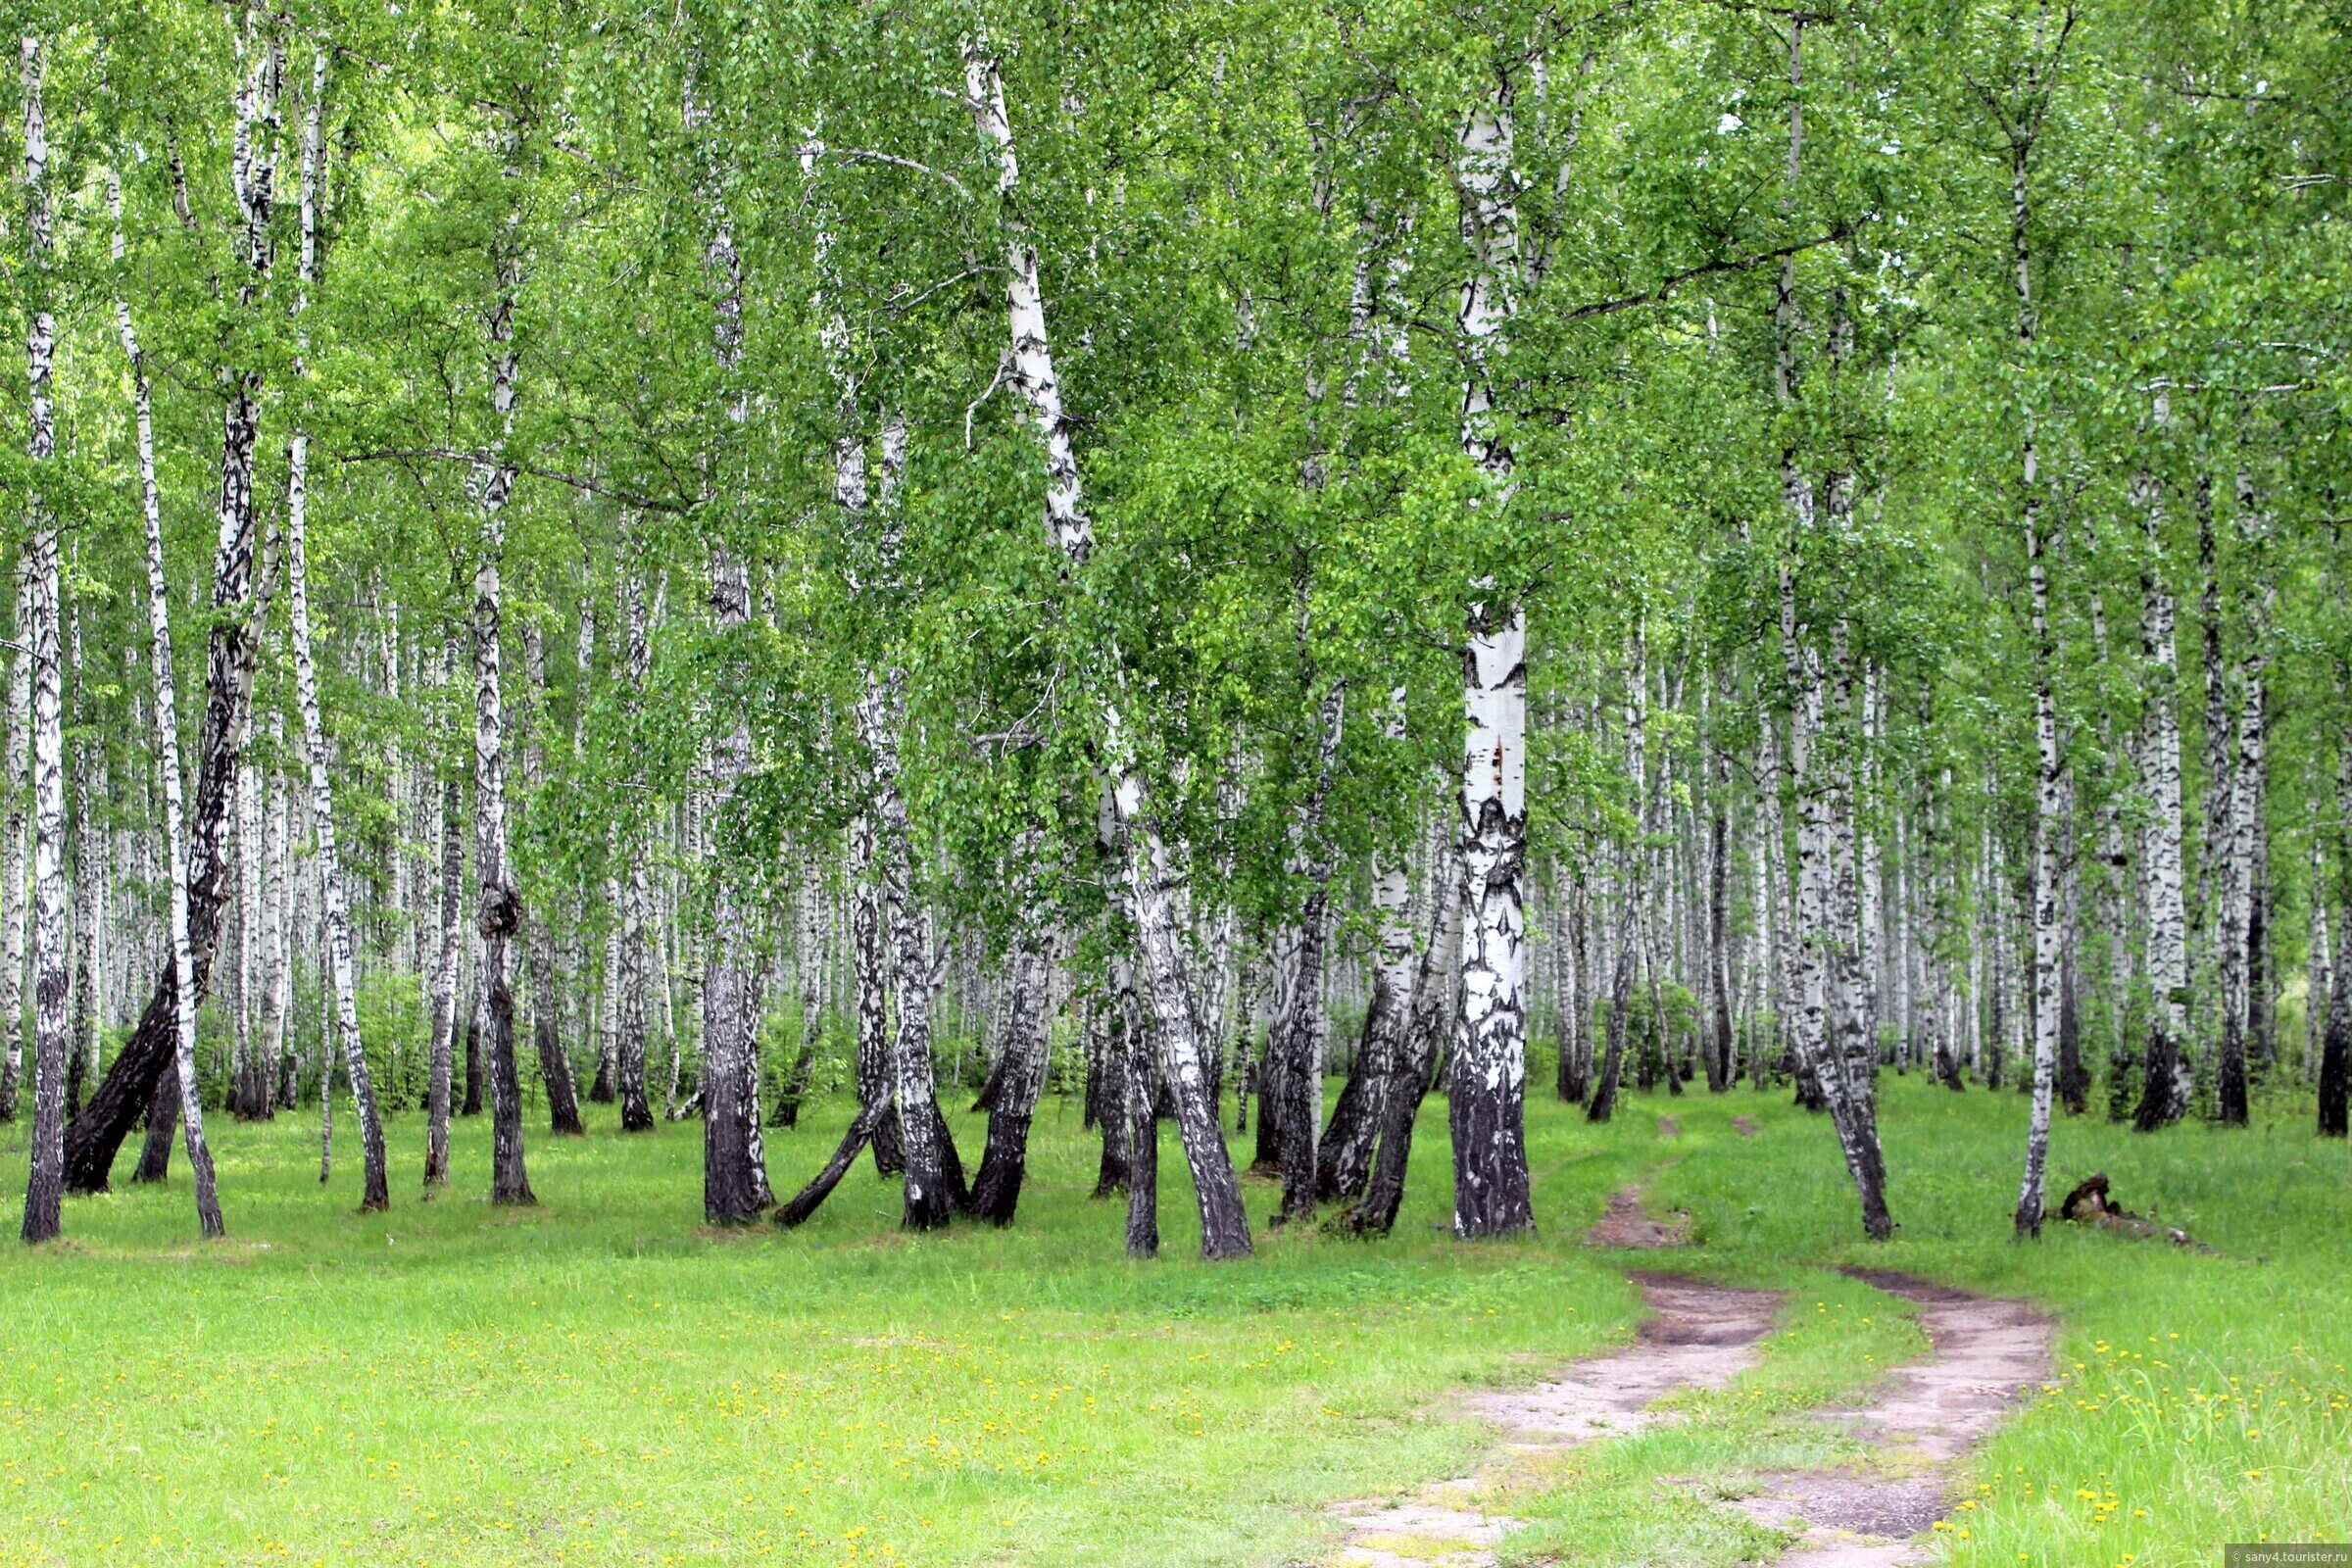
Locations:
0;1076;2344;1568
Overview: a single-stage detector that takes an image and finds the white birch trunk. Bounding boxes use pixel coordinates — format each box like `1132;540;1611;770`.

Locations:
469;127;533;1204
965;41;1250;1257
0;564;27;1125
1448;79;1536;1234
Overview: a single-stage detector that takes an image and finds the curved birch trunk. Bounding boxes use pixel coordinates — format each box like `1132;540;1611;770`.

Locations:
65;13;276;1195
965;920;1052;1224
966;41;1249;1258
286;45;391;1212
1340;828;1464;1239
109;124;226;1237
1317;696;1415;1202
1275;681;1344;1225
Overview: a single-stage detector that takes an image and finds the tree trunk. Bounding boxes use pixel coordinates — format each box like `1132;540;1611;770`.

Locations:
0;565;27;1126
965;922;1051;1224
1088;994;1130;1198
613;557;657;1134
1318;725;1414;1202
1275;682;1344;1225
967;42;1249;1259
772;858;825;1128
1118;956;1159;1258
1341;831;1463;1238
2126;451;2191;1128
20;33;73;1242
690;77;765;1216
519;622;583;1137
424;770;463;1186
287;52;391;1211
2322;751;2352;1137
63;20;276;1196
469;160;534;1206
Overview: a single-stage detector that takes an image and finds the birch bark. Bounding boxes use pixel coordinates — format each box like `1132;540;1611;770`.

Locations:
965;41;1250;1257
1449;78;1535;1237
470;125;534;1206
110;127;227;1235
286;47;392;1210
0;566;26;1125
65;8;277;1193
687;74;767;1220
21;35;82;1241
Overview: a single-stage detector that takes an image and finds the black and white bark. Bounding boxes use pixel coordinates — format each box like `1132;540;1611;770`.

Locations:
519;621;583;1136
2132;435;2193;1129
1274;681;1345;1225
1449;78;1536;1239
2321;746;2352;1138
612;547;658;1134
424;761;464;1186
1318;694;1415;1201
287;46;391;1211
967;41;1250;1258
965;910;1052;1225
0;565;26;1125
1341;826;1464;1238
21;35;74;1242
65;11;277;1193
469;122;533;1206
688;71;767;1222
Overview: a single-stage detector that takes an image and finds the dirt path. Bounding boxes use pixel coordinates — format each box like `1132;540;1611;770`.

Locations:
1723;1270;2056;1566
1329;1272;1783;1567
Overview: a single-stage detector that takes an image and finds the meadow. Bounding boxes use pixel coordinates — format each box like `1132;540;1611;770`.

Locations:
0;1078;2343;1568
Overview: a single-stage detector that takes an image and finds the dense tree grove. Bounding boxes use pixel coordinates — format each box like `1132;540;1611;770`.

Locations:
9;0;2351;1252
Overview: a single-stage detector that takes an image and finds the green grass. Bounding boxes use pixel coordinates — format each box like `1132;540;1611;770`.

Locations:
0;1075;2343;1567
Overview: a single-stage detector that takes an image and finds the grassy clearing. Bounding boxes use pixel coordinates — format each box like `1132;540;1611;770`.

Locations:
0;1077;2343;1568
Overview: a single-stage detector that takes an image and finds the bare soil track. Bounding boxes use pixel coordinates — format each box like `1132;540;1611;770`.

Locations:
1326;1211;2053;1567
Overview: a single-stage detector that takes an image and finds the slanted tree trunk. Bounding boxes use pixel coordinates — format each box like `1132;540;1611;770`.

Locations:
771;857;825;1128
1088;993;1130;1198
967;42;1249;1258
1342;830;1464;1238
65;16;277;1196
109;113;228;1235
965;916;1052;1224
1318;710;1415;1202
1771;19;1889;1239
